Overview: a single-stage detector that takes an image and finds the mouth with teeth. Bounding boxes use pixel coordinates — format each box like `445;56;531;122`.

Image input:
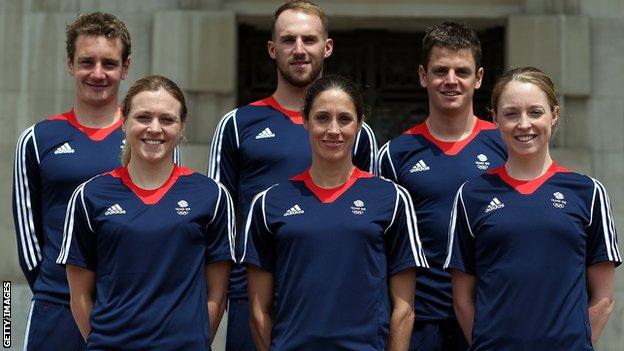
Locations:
142;139;165;145
322;140;343;148
515;135;537;142
441;91;460;96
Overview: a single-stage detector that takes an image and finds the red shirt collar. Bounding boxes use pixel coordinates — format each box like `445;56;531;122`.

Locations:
488;162;570;195
109;165;194;205
290;167;374;203
48;109;122;141
250;96;304;125
404;118;496;155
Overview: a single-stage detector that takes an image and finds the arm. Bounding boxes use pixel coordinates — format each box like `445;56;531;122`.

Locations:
206;261;232;341
388;269;416;351
377;142;398;181
13;126;44;290
587;261;615;346
247;265;274;351
66;264;96;341
353;122;378;174
451;269;476;344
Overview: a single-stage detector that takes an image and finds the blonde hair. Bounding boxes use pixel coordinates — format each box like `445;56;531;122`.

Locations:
271;0;328;39
120;75;187;166
491;66;560;128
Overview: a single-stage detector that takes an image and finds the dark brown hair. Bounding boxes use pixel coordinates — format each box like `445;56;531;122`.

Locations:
303;74;366;122
422;21;481;70
66;12;131;63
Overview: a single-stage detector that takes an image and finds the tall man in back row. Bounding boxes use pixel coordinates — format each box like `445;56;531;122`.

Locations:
208;1;377;350
378;22;507;350
13;12;133;350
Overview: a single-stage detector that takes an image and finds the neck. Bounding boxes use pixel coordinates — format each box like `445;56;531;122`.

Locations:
73;99;120;128
272;78;309;111
504;148;553;180
309;157;354;189
426;105;476;141
126;158;175;190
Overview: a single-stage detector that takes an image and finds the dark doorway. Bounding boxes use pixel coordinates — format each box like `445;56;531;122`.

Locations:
238;26;504;144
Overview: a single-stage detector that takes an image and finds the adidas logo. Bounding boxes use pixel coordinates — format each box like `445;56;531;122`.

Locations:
104;204;126;216
283;204;304;217
54;142;75;154
485;197;504;213
410;159;430;173
255;127;276;140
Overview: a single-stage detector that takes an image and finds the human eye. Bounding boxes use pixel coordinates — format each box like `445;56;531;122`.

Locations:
281;36;295;44
456;68;472;77
103;60;119;69
339;114;354;124
529;108;545;118
79;58;93;67
503;111;518;119
303;36;318;44
432;67;447;76
160;116;178;125
314;113;328;122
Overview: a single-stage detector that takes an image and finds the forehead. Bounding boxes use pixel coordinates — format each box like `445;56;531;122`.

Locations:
274;9;324;37
312;89;355;109
74;34;123;59
499;81;549;106
427;46;476;68
129;89;182;115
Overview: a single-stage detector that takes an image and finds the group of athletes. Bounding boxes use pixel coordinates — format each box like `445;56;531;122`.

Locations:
11;0;621;350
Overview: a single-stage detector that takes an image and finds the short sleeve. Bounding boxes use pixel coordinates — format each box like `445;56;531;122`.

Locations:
56;183;97;271
385;184;428;275
206;182;236;263
240;189;276;272
586;179;621;267
444;184;476;275
353;122;378;175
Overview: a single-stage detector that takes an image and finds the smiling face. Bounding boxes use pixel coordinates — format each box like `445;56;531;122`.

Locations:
269;9;333;88
123;88;183;165
68;34;129;108
419;46;483;116
304;89;361;165
492;80;559;158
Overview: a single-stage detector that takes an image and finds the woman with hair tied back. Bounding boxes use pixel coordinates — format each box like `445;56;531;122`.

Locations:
445;66;621;350
56;75;235;350
241;74;429;351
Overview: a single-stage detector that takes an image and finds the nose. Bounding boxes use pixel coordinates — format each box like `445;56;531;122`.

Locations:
293;38;305;55
147;118;162;133
517;113;532;129
91;62;106;80
327;119;340;135
445;70;458;84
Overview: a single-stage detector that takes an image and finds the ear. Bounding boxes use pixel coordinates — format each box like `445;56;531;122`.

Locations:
491;109;498;126
303;118;309;130
551;105;560;127
121;56;131;80
268;40;276;60
323;38;333;59
67;56;75;77
474;67;484;89
418;65;427;88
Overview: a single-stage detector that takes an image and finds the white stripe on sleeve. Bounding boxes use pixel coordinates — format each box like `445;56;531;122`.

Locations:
208;109;238;181
14;126;42;271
